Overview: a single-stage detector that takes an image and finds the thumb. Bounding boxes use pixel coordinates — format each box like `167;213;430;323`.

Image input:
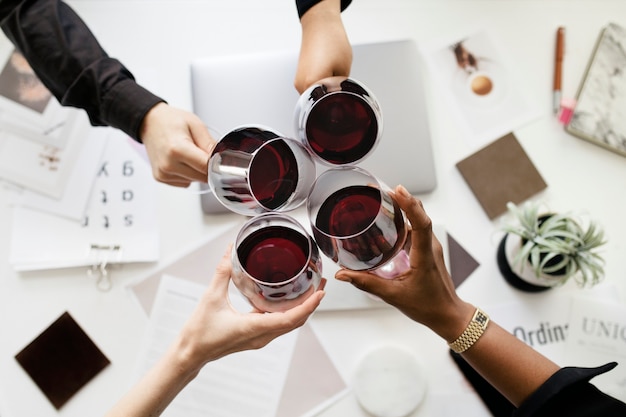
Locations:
335;269;392;299
207;244;234;294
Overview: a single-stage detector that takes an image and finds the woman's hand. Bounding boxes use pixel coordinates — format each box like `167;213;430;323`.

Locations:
176;245;326;371
105;246;325;417
335;185;474;341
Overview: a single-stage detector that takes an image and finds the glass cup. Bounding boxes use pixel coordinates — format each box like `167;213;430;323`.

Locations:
294;77;383;166
306;166;410;278
231;213;323;312
208;125;316;216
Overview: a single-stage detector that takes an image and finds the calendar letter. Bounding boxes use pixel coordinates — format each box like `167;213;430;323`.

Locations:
122;190;134;201
98;162;109;177
123;161;134;176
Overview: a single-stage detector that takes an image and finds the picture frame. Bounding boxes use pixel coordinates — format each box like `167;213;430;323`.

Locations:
0;49;78;149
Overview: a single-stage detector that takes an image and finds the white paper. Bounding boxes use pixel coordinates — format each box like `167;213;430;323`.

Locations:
132;274;298;417
485;284;621;364
420;29;541;148
564;296;626;402
7;124;107;220
0;49;75;149
9;129;159;270
485;296;572;362
0;109;86;199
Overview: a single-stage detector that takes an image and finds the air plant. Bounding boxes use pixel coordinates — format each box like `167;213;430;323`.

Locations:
502;202;606;287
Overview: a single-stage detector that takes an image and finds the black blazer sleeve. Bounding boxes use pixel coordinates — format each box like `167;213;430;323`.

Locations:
0;0;163;141
295;0;352;18
514;363;626;417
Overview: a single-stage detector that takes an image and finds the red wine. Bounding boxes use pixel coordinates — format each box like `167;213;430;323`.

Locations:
306;93;378;164
238;225;309;284
317;185;380;237
249;140;299;210
314;185;406;269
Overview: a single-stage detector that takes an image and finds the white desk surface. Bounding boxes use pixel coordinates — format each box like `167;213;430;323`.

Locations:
2;1;626;416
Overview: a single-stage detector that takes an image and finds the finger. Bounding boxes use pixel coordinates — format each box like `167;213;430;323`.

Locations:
189;118;216;150
161;136;211;183
335;268;392;299
261;289;325;332
152;146;207;184
159;178;193;188
207;244;234;294
393;185;433;268
177;148;211;183
187;119;216;172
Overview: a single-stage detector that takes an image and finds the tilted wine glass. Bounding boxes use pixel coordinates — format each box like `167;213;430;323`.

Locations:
231;213;323;312
294;76;383;166
306;166;410;278
208;125;316;216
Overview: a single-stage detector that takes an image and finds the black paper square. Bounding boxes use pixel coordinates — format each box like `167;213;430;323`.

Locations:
15;312;110;409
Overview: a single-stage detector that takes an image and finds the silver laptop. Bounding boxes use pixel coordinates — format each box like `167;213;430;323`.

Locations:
191;39;437;213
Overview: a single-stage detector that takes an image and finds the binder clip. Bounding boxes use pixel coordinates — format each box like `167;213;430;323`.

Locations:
87;244;121;292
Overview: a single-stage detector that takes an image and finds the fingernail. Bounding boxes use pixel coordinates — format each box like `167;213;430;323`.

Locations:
397;185;410;198
335;273;352;283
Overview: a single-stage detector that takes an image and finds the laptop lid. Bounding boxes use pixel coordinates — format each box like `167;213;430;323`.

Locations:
191;39;437;213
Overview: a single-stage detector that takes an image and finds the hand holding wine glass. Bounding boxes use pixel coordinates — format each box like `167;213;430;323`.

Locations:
294;77;382;166
307;166;410;278
231;213;324;313
208;125;316;216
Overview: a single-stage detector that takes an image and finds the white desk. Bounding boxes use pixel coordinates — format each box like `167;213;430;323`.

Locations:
1;1;626;416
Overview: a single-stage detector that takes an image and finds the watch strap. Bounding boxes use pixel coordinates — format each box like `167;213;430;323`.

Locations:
448;307;490;353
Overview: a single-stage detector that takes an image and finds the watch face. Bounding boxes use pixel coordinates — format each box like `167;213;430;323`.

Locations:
475;310;489;326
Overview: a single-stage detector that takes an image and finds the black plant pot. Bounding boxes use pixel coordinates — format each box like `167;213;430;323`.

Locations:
496;234;552;293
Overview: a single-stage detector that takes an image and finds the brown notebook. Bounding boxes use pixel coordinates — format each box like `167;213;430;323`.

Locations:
456;133;547;219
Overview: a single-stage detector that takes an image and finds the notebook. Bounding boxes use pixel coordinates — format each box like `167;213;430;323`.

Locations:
190;39;437;213
565;22;626;157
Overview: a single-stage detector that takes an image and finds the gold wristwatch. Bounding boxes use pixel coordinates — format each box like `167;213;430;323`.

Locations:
448;307;490;354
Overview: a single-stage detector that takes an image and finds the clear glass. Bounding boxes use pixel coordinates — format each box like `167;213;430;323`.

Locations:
208;125;316;216
306;166;410;278
231;213;323;312
294;77;383;166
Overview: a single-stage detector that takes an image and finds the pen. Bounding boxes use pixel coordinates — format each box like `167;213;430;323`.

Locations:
553;27;565;114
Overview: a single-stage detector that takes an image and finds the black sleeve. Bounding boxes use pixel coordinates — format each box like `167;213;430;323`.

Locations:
0;0;164;141
451;350;626;417
295;0;352;18
514;362;626;417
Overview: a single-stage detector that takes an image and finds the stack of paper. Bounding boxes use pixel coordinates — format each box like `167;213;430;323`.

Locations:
9;129;159;271
0;49;159;272
0;50;91;202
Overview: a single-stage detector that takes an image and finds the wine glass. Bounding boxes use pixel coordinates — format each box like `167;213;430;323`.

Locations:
208;125;316;216
306;166;410;278
294;76;383;166
231;213;323;312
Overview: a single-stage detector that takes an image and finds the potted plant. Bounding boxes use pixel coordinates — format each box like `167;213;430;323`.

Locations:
496;202;606;292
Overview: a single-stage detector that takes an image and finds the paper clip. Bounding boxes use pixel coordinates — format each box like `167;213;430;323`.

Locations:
87;244;121;292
